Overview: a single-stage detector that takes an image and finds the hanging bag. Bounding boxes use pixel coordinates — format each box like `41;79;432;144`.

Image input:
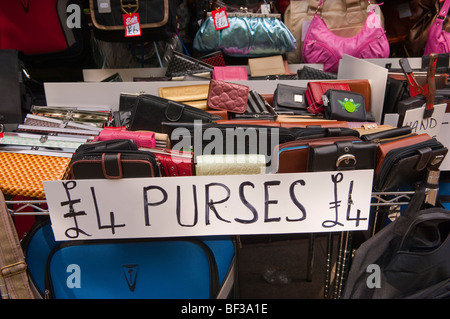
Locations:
302;0;389;73
424;0;450;55
193;11;297;57
89;0;177;42
284;0;383;63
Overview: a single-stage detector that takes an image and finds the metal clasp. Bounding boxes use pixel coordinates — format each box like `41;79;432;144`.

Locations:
336;154;356;168
120;0;139;14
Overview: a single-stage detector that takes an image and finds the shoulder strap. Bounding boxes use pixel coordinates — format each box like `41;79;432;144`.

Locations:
439;0;450;18
0;191;36;299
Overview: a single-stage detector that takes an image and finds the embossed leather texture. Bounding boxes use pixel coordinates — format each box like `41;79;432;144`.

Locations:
207;79;249;113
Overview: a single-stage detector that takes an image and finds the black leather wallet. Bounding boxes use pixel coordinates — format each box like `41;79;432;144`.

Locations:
322;89;367;121
308;141;377;172
128;94;221;132
272;84;309;115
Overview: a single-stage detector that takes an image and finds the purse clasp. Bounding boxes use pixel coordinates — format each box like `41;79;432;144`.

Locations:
120;0;139;14
336;154;356;168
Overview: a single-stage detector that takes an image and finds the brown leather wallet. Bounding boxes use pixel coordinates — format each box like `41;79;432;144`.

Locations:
375;133;431;175
273;136;361;173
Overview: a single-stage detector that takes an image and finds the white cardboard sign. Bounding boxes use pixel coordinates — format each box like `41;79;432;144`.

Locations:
402;103;446;138
43;170;374;241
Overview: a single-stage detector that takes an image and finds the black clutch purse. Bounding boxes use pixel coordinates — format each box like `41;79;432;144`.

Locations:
322;89;367;121
308;141;377;172
297;65;337;80
165;51;214;78
128;94;222;132
272;84;308;115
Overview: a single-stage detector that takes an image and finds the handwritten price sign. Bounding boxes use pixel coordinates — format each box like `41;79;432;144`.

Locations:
44;170;373;241
122;13;141;37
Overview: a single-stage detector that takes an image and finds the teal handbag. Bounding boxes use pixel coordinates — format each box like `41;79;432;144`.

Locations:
193;12;297;57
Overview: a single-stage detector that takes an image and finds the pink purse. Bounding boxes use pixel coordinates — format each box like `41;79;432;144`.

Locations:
93;128;156;148
424;0;450;55
302;0;389;73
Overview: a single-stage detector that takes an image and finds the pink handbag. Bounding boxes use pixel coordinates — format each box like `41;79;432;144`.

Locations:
424;0;450;55
302;0;389;73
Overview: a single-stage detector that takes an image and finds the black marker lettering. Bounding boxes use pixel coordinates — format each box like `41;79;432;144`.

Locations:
235;181;258;224
323;173;344;228
176;185;198;227
287;179;307;222
143;185;168;226
264;181;281;223
91;187;125;235
205;183;231;225
346;180;367;227
60;181;91;239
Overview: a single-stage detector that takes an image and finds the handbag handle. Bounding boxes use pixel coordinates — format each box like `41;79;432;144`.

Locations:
316;0;372;13
438;0;450;19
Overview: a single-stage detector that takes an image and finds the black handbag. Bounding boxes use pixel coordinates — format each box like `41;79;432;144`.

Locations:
272;84;309;115
89;0;177;42
128;94;221;132
342;185;450;299
308;141;377;172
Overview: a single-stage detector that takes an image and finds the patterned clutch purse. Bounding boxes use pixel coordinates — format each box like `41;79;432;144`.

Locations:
0;151;71;199
165;51;214;78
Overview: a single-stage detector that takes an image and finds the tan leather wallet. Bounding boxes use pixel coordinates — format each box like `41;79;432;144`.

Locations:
158;84;210;110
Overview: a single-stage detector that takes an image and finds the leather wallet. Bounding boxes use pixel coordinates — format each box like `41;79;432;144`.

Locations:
273;135;361;173
308;141;377;172
212;66;248;80
128;94;222;132
360;126;413;143
200;51;226;66
305;82;351;114
93;129;156;149
207;79;249;113
374;133;431;175
70;140;160;179
196;154;266;175
150;148;194;177
273;84;308;115
374;138;448;191
232;90;277;120
248;55;286;77
306;80;372;114
297;65;337;80
165;51;214;78
158;84;210;110
322;89;367;121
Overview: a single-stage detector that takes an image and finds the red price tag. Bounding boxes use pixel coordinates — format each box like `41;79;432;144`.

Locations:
212;7;229;30
122;13;141;37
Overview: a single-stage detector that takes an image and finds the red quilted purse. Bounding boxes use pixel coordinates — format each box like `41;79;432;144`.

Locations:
207;79;249;113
